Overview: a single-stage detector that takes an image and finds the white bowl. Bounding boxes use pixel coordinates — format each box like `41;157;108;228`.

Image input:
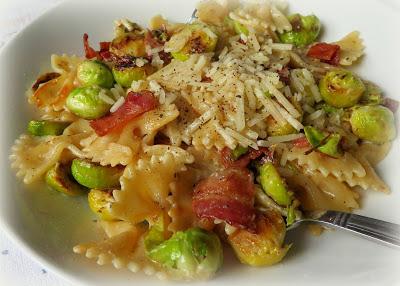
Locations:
0;0;399;285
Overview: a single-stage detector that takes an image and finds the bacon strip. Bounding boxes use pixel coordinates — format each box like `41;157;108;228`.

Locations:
83;33;111;60
90;90;158;136
307;43;341;66
220;147;272;169
291;137;310;148
192;168;256;230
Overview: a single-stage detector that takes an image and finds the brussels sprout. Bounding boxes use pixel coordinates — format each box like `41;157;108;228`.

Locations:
231;145;249;160
110;33;146;58
77;60;114;88
66;86;111;119
318;133;342;158
233;20;249;36
350;105;396;144
87;189;117;220
112;66;146;88
45;163;85;196
278;14;321;47
147;227;223;278
144;215;167;252
286;204;296;226
304;126;342;157
168;23;218;61
27;120;70;136
319;70;365;108
267;117;297;136
228;212;290;266
304;126;326;147
258;162;292;206
71;159;123;189
360;81;383;105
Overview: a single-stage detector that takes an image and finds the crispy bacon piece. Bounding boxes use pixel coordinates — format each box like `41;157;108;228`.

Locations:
192;168;256;230
31;72;60;91
291;137;310;148
277;67;290;85
307;43;341;66
90;90;158;136
220;147;273;169
83;33;111;60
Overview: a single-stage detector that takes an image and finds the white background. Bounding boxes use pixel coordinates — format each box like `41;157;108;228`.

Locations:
0;2;71;285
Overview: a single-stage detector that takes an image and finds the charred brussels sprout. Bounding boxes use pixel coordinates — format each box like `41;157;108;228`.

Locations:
258;162;292;206
267;117;297;136
110;28;146;58
350;105;396;144
146;227;223;279
27;120;70;136
319;70;365;108
112;65;150;88
304;126;343;158
71;159;123;190
87;189;117;221
278;14;321;47
66;86;112;119
228;212;290;266
166;23;218;61
45;163;85;196
77;60;114;88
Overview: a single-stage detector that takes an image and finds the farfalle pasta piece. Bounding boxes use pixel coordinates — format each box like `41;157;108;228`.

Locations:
286;147;366;183
347;152;389;193
80;104;179;166
334;31;364;66
167;168;198;232
51;54;83;73
110;145;194;224
10;134;85;184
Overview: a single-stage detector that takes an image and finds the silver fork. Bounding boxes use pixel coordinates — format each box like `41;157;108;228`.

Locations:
288;210;400;248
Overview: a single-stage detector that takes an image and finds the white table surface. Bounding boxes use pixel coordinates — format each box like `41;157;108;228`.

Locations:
1;0;399;286
0;2;72;285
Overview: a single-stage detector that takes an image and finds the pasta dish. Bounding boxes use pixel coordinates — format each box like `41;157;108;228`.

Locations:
9;0;397;280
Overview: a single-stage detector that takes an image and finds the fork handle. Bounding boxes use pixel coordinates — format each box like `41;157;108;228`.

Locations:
317;211;400;248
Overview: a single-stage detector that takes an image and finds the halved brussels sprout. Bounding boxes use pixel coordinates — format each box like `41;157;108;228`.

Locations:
77;60;114;88
231;145;249;160
267;117;297;136
167;23;218;61
87;189;117;221
258;162;292;206
304;126;342;158
71;159;123;189
110;31;146;58
319;70;365;108
146;227;223;279
66;86;112;119
112;65;154;88
228;212;290;266
27;120;70;136
278;14;321;47
350;105;396;144
45;163;85;196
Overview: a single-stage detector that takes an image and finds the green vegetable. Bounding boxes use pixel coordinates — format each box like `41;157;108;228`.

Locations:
360;81;383;105
304;126;326;147
258;162;292;206
144;215;167;252
233;20;249;36
318;133;342;158
319;70;365;108
267;117;297;136
112;66;146;88
168;23;218;61
71;159;123;189
228;212;289;266
45;163;84;196
278;14;321;47
110;22;146;58
77;60;114;88
171;52;190;62
66;86;112;119
286;204;296;226
232;145;249;160
27;120;70;136
350;105;396;144
87;189;116;220
304;126;342;158
147;227;223;278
